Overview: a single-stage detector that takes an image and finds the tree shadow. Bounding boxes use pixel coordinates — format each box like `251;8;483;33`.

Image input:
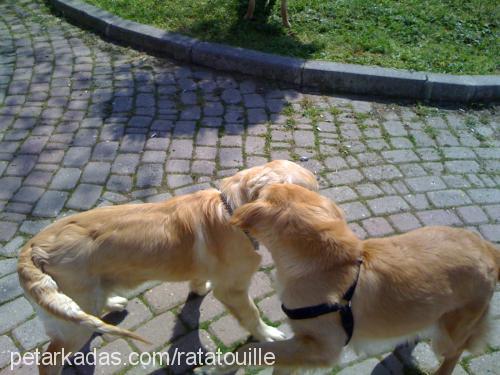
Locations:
169;0;323;60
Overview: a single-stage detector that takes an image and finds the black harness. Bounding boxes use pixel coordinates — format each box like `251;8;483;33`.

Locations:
219;192;259;250
281;258;363;345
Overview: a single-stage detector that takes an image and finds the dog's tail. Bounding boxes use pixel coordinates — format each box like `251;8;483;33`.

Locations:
17;244;150;344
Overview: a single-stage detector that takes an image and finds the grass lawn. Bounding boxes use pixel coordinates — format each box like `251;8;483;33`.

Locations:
85;0;498;74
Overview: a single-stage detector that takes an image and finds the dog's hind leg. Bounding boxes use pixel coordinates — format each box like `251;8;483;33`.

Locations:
38;322;94;375
433;302;490;375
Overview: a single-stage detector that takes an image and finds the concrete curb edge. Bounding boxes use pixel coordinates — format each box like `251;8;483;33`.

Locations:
49;0;500;103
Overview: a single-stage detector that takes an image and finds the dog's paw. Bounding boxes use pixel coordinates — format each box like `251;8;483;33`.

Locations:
255;324;286;342
105;296;128;312
190;280;212;296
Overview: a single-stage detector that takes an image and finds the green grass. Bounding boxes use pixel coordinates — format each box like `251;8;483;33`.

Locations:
85;0;498;74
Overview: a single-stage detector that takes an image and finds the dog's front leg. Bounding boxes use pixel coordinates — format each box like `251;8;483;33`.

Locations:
212;284;285;342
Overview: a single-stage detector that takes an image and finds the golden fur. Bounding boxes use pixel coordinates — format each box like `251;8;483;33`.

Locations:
245;0;290;27
222;184;500;375
17;161;318;375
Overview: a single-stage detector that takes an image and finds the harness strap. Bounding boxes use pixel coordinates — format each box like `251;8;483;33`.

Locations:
219;192;259;251
281;258;363;345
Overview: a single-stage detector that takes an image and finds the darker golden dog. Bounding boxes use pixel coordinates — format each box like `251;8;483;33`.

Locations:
217;184;500;375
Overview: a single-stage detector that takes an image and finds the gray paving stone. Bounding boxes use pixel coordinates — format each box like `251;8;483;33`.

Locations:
145;137;170;151
38;150;65;164
120;134;146;153
6;154;37;176
19;219;51;235
445;160;480;173
20;135;48;154
382;149;420;163
136;164;164;188
92;141;118;161
327;169;364;186
383;120;407;136
367;196;410;215
12;186;44;203
50;168;81;190
417;210;463;226
406;176;446;192
12;317;48;350
210;314;248;347
196;128;218;146
165;159;190;173
427;190;472;208
219;148;243;168
192;160;216;175
321;186;358;203
340;202;371;221
93;339;133;375
164;330;217;374
0;259;17;278
0;273;23;303
62;146;91;167
456;205;489;224
82;162;111;184
362;165;402;181
134;311;186;351
66;184;102;210
0;297;33;334
479;224;500;242
338;358;390;375
144;282;190;314
33;190;68;217
106;175;133;192
0;222;18;242
258;294;286;323
362;217;394;237
170;139;193;158
112;153;140;174
468;351;500;375
389;213;421;232
0;336;18;369
468;189;500;204
142;150;167;163
0;236;24;258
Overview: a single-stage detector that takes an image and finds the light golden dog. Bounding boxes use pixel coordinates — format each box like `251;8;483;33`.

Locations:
220;184;500;375
245;0;290;27
17;161;318;375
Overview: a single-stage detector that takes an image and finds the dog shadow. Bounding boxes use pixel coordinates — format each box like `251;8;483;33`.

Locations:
165;292;240;374
373;341;422;375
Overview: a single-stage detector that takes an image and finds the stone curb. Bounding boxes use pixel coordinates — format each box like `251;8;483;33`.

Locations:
49;0;500;103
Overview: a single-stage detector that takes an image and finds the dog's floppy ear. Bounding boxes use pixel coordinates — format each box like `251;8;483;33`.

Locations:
230;200;273;232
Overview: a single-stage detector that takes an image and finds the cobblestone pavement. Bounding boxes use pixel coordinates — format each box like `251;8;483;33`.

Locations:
1;1;499;374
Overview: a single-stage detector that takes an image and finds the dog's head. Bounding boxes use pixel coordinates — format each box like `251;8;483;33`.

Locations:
220;160;319;209
230;184;361;265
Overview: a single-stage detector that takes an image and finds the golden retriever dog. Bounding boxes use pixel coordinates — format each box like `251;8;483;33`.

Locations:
17;161;318;375
245;0;290;27
216;184;500;375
